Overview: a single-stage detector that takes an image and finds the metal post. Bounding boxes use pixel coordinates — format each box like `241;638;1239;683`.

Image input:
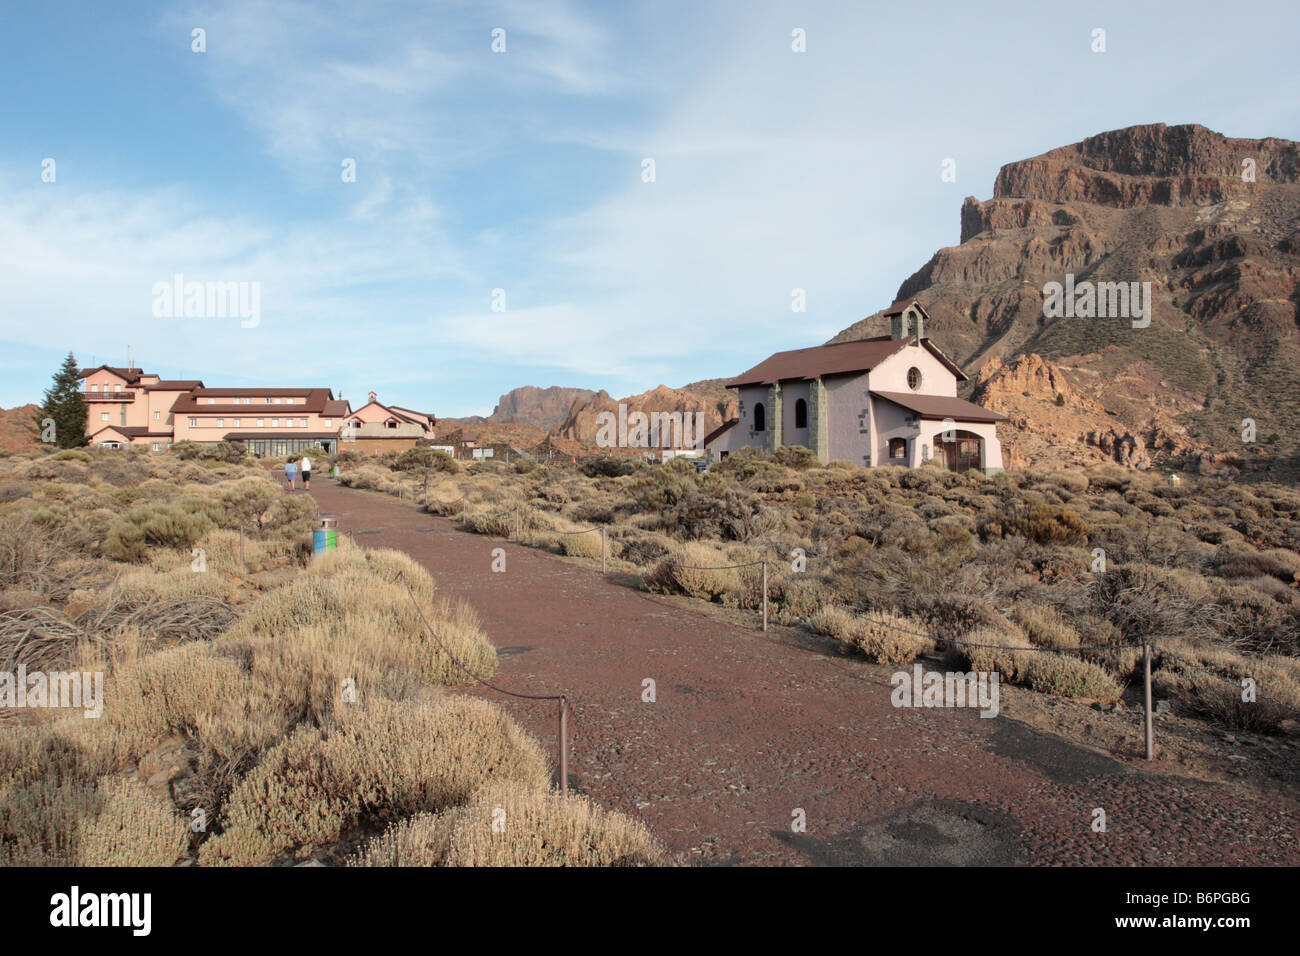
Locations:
1143;643;1154;760
558;696;569;796
762;562;768;632
601;528;607;574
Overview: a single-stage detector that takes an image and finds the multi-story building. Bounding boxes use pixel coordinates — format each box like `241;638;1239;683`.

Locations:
77;364;435;457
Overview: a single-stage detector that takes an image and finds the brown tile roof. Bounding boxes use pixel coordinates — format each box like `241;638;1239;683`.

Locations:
703;418;738;445
727;337;908;388
78;365;149;383
390;405;435;426
882;299;927;317
88;425;171;438
870;390;1007;423
146;380;203;390
172;388;334;415
323;400;350;417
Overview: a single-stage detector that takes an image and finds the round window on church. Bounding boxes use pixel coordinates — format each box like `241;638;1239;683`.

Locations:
907;366;922;390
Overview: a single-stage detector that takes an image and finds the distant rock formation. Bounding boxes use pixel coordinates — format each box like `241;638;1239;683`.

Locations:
488;386;595;430
556;384;738;447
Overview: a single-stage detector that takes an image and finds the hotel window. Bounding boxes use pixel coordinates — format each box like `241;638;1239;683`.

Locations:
188;417;197;427
234;419;241;428
101;412;109;422
90;384;98;392
272;419;279;428
257;419;264;427
266;398;273;404
300;419;307;428
324;419;332;428
154;410;160;420
208;398;216;404
114;384;122;392
274;398;281;404
217;419;224;428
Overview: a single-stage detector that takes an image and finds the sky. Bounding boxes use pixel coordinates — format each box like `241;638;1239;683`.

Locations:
1;0;1297;416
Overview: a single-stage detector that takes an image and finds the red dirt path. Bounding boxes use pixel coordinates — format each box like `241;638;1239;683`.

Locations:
309;480;1300;867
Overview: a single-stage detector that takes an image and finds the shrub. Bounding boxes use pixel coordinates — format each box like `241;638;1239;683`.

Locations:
105;503;216;562
199;697;550;866
351;783;665;867
809;606;934;664
645;542;743;603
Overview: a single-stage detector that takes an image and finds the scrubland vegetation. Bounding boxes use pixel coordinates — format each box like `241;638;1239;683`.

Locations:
0;447;662;867
341;446;1300;733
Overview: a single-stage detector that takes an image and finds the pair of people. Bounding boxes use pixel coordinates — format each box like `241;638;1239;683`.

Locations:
284;454;312;491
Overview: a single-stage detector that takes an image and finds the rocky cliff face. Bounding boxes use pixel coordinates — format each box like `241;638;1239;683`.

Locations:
831;123;1300;474
487;386;595;429
556;384;737;447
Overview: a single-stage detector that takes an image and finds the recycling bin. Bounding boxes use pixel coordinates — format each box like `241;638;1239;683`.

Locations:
312;515;338;560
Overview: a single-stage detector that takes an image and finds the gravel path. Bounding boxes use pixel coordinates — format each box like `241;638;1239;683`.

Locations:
309;480;1300;866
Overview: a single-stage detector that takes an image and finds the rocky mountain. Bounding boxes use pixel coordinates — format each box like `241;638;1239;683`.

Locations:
443;386;595;429
556;384;738;448
0;405;41;453
831;123;1300;474
486;386;595;429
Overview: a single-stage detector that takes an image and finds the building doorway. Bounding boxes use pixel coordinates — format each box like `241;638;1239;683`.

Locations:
937;430;983;472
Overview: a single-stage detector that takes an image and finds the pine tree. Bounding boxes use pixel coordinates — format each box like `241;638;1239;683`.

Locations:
35;352;89;449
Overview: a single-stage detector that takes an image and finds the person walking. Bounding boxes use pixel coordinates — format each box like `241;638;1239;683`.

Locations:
285;456;298;491
299;453;312;491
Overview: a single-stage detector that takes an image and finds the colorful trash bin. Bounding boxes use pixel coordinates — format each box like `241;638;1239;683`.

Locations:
312;515;338;560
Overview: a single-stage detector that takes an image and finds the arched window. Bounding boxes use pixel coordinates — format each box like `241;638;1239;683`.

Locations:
795;398;808;429
907;367;922;390
754;402;766;432
888;437;907;459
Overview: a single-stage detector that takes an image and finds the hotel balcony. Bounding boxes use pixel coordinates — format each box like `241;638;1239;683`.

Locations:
84;392;135;402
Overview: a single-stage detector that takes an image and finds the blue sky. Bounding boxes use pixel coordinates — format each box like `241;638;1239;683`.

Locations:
2;0;1297;416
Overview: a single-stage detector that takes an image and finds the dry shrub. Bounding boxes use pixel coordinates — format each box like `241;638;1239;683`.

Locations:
809;605;934;664
200;697;549;866
548;515;604;559
351;783;665;867
962;622;1121;699
0;774;187;866
422;480;464;516
105;502;215;562
644;542;742;602
78;776;190;866
227;550;493;687
1009;603;1080;649
467;508;515;537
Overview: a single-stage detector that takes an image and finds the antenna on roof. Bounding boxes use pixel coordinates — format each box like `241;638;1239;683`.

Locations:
127;345;133;371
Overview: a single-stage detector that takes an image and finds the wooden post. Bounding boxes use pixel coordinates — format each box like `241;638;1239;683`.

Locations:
558;697;569;796
462;496;467;524
1143;643;1154;761
601;528;607;574
762;562;768;632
